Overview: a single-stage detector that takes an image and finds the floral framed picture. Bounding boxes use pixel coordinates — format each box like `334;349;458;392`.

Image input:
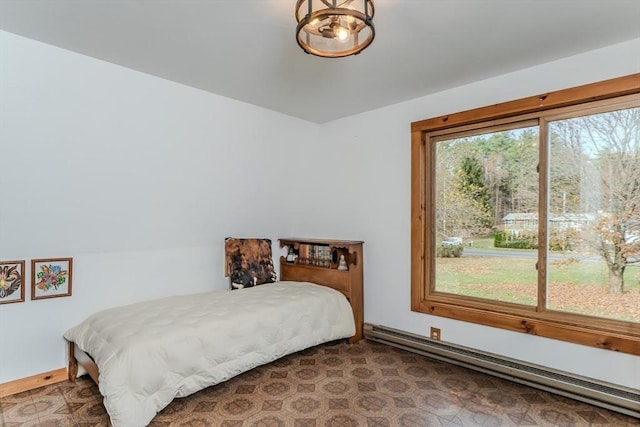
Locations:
31;258;73;300
0;260;26;305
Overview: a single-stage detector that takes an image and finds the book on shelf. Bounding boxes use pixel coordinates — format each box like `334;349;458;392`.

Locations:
295;244;333;268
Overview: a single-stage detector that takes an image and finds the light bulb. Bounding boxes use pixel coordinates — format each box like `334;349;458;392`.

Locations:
309;18;319;27
336;26;349;41
344;14;357;30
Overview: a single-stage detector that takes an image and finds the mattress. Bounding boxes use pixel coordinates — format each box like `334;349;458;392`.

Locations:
63;281;355;427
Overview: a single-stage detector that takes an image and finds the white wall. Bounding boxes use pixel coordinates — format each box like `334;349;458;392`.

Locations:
0;31;318;383
301;38;640;390
1;29;639;391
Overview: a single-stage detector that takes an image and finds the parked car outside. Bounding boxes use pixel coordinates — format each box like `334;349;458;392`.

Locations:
441;237;463;246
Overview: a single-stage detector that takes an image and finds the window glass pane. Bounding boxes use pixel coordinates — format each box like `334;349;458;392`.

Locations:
547;107;640;323
434;126;539;305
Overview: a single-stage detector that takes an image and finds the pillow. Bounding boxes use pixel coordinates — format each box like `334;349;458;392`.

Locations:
225;238;277;289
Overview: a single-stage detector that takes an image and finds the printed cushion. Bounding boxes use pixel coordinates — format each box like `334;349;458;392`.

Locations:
225;238;277;289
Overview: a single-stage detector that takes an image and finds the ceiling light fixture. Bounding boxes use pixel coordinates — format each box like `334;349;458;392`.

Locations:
295;0;375;58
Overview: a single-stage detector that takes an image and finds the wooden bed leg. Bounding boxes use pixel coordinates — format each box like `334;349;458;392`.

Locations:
68;341;78;382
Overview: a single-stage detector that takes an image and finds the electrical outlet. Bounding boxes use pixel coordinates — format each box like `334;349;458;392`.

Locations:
430;327;441;341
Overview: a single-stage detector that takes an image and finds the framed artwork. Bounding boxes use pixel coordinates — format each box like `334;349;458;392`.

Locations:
31;258;73;300
0;260;26;305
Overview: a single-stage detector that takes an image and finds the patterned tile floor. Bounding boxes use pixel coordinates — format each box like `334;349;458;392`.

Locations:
1;340;637;426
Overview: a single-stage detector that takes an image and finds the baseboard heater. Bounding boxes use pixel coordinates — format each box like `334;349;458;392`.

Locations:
364;323;639;418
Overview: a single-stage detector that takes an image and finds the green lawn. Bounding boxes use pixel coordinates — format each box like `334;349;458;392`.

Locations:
437;256;640;290
435;255;640;322
467;236;495;250
436;256;538;304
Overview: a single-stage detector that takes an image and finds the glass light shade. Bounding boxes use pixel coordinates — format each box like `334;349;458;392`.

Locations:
296;0;375;58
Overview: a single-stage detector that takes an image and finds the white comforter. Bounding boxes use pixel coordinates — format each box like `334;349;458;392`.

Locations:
64;281;355;427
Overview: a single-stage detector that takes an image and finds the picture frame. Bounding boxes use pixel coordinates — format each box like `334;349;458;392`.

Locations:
31;257;73;300
0;260;26;305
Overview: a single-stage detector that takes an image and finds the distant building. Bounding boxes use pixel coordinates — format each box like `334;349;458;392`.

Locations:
502;213;538;236
502;212;595;235
549;213;594;231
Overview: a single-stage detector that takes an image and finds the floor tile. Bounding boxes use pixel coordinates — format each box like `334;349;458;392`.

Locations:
2;340;637;426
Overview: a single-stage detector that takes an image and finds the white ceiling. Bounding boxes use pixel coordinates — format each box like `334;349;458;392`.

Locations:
1;0;639;123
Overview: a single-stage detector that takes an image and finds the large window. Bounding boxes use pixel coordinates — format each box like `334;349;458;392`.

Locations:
411;74;640;355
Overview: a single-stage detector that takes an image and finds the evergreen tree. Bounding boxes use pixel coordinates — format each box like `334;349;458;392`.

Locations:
456;156;492;230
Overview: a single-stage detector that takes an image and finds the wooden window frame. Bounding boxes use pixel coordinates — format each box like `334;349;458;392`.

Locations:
411;74;640;356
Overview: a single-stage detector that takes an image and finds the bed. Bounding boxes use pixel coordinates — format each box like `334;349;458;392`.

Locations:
64;280;355;427
64;238;358;426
